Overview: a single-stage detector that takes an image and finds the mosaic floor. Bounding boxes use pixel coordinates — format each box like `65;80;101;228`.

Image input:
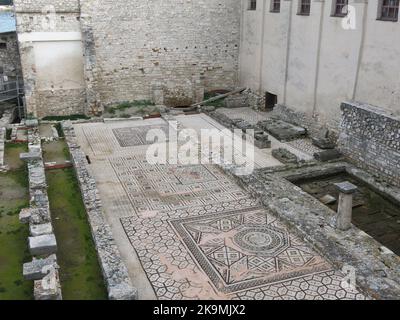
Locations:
215;107;270;126
73;115;367;300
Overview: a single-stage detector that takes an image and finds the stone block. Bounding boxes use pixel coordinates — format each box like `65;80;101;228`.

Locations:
23;255;57;281
34;266;62;300
30;223;53;237
334;181;358;194
29;234;57;256
19;208;32;224
272;148;299;164
25;119;39;128
258;119;306;142
314;149;343;162
20;151;42;162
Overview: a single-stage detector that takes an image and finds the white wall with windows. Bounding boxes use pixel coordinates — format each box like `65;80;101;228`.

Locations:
239;0;400;129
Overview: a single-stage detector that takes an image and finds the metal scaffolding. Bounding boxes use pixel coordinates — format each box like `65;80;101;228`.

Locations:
0;77;25;119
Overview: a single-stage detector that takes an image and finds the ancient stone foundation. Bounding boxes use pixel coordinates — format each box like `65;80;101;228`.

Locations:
338;102;400;187
62;121;137;300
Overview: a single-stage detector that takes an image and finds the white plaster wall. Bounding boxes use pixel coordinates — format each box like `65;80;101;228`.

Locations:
260;1;292;103
355;0;400;115
239;1;264;90
239;0;400;127
34;40;84;90
315;1;366;124
285;2;322;114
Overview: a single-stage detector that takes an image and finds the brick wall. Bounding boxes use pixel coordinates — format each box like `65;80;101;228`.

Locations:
338;102;400;187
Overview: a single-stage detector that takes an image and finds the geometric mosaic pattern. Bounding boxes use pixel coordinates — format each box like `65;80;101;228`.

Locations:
121;199;366;300
110;155;248;217
169;207;331;293
75;117;368;300
113;125;170;147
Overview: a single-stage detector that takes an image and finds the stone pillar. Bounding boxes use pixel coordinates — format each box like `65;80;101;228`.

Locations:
334;181;358;231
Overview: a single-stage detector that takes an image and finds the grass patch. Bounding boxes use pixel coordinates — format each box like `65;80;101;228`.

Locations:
4;143;28;171
106;100;156;116
46;168;107;300
5;129;12;140
0;158;32;300
203;92;226;109
42;114;90;122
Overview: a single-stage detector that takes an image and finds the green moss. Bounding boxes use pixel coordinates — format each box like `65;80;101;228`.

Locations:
203;92;226;109
0;166;32;300
106;100;156;115
46;168;107;300
42;114;90;122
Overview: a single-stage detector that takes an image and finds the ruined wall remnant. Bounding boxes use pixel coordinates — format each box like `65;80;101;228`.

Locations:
13;0;85;117
80;0;241;109
338;102;400;187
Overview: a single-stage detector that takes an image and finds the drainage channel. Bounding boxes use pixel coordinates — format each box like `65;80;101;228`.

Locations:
42;133;107;300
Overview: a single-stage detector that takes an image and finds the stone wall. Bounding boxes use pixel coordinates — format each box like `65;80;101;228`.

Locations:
338;102;400;187
13;0;85;117
0;31;22;80
62;121;137;300
80;0;241;110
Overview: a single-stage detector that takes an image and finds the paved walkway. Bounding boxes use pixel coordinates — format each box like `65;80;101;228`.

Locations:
73;114;366;300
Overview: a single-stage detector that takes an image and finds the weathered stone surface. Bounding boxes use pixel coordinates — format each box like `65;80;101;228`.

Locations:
338;102;400;187
25;119;39;128
311;127;335;149
0;127;5;168
30;223;53;237
272;148;299;164
62;121;137;300
20;151;42;162
19;207;31;224
34;266;62;300
254;132;272;149
23;255;58;281
258;118;307;142
320;194;337;205
314;149;343;162
29;234;57;256
335;181;358;194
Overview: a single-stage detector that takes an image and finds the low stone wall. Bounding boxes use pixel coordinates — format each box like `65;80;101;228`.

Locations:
62;121;137;300
338;102;400;187
0;127;5;169
20;124;62;300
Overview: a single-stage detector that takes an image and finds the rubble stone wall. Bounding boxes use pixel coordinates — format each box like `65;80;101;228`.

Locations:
338;102;400;187
62;121;137;300
78;0;241;110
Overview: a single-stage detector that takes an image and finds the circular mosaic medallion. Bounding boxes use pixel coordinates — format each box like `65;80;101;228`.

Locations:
233;225;289;256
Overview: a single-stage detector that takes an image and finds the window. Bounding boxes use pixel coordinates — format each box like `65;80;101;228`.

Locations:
298;0;311;15
270;0;281;12
248;0;257;10
379;0;399;21
0;43;7;50
332;0;349;17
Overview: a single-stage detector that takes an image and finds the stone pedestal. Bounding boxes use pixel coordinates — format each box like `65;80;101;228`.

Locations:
334;182;358;231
